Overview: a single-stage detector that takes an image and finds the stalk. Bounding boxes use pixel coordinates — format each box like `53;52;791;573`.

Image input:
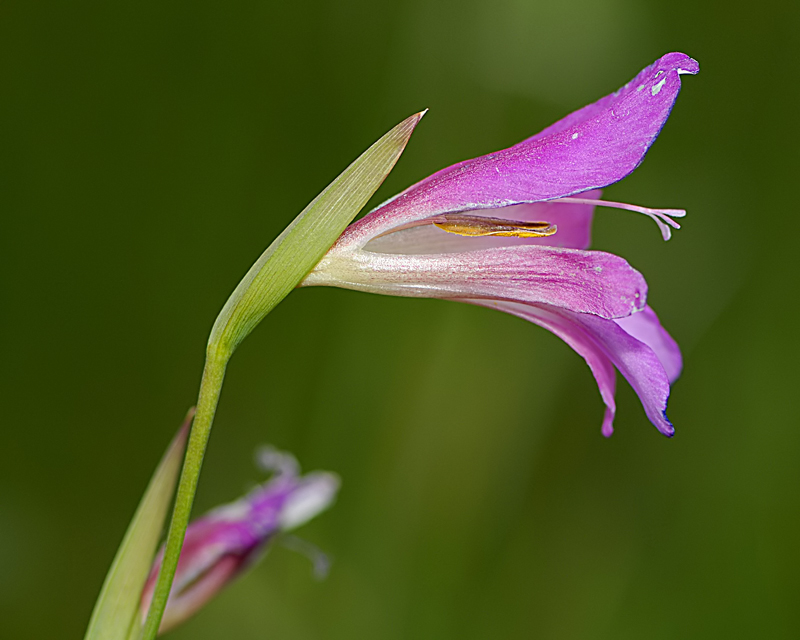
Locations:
140;346;229;639
133;111;423;638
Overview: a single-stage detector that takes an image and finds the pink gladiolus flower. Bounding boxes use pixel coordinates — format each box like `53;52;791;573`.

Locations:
140;448;339;634
301;52;698;437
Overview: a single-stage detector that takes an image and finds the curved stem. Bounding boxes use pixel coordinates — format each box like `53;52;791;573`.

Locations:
126;113;423;638
140;347;229;639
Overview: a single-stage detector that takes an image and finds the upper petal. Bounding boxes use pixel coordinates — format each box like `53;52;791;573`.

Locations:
524;52;698;142
339;52;697;247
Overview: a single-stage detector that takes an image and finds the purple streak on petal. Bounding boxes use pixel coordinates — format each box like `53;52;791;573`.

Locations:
615;305;682;383
305;245;647;319
337;53;698;247
471;300;675;437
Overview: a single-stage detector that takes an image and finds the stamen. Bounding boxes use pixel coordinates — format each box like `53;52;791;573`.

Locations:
549;197;686;241
255;446;299;478
432;214;557;238
281;535;331;580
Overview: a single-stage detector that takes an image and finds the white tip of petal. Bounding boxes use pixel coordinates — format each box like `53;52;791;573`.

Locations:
279;472;341;531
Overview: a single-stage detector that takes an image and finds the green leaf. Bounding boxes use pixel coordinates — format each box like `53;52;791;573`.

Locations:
208;111;425;357
84;410;193;640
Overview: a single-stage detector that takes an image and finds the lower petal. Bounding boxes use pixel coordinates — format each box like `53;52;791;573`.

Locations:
615;305;683;383
471;300;675;437
304;245;647;320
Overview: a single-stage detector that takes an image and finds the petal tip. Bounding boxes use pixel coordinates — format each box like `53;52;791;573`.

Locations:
660;412;676;438
660;52;699;76
601;408;615;437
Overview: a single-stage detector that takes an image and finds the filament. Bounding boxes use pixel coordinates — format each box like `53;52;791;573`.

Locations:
550;197;686;241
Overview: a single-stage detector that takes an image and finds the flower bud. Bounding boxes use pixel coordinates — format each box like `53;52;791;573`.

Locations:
139;448;339;634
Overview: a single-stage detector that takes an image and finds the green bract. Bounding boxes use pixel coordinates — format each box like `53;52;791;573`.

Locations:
209;111;425;357
84;414;191;640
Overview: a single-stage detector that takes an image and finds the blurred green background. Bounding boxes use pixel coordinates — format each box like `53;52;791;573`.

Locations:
2;0;799;638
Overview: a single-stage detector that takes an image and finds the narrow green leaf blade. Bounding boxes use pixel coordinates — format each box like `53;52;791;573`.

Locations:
209;111;425;355
84;411;193;640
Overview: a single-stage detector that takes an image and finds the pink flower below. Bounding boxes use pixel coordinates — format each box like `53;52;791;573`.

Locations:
140;448;339;634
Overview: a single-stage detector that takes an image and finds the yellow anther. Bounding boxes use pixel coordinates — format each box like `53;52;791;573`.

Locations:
432;214;557;238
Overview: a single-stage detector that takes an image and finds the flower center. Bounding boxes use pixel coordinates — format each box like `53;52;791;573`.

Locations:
431;213;557;238
549;197;686;241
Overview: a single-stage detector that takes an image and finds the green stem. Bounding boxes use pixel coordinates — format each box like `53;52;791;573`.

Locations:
131;113;422;638
140;346;230;639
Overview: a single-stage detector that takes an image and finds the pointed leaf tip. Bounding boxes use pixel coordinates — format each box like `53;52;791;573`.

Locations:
84;410;193;640
208;112;424;355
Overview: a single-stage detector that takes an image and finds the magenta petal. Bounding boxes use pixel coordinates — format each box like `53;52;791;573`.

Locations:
340;53;697;245
525;52;699;142
615;305;682;383
577;310;675;436
306;245;647;319
482;301;619;436
473;300;676;436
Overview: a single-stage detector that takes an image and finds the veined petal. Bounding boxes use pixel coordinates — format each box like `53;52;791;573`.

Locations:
524;52;698;142
141;514;266;633
363;190;600;255
471;300;676;437
338;52;697;247
615;305;682;383
304;245;647;319
155;556;241;634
